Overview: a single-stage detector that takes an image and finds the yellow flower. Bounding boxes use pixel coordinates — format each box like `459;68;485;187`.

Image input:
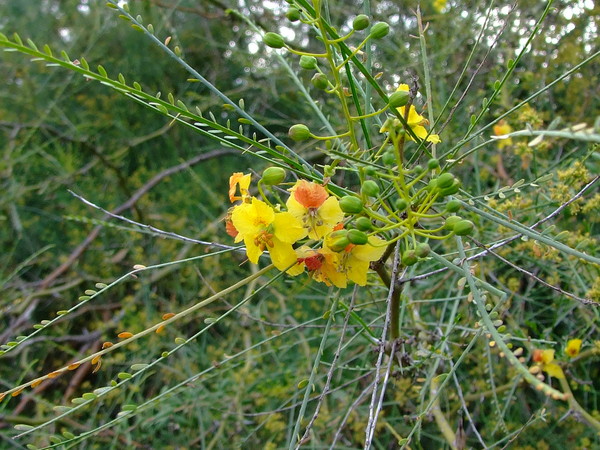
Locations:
532;349;564;379
565;339;582;358
229;172;252;203
492;120;513;149
327;236;387;286
288;246;348;288
286;180;344;239
231;198;306;270
381;84;441;144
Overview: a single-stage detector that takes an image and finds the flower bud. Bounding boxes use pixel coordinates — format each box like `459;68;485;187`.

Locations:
364;166;377;177
445;199;461;213
347;229;369;245
453;220;474;236
395;198;409;212
339;196;363;214
361;180;380;197
288;124;311;141
311;73;328;90
427;158;440;170
444;215;462;230
440;179;461;196
402;250;418;266
413;165;424;175
415;243;431;258
382;152;396;166
370;22;390;39
328;230;350;252
388;90;409;108
355;217;373;231
263;32;285;49
286;7;301;22
299;55;317;70
261;167;286;185
436;173;455;189
352;14;370;31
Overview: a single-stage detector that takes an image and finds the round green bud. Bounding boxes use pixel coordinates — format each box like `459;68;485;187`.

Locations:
328;230;350;252
339;196;364;214
361;180;380;197
436;173;455;189
382;152;396;166
261;167;286;185
311;73;328;90
395;198;409;212
347;229;369;245
355;217;373;231
427;158;440;170
364;166;377;177
439;179;461;196
413;165;424;175
299;55;317;70
370;22;390;39
402;250;418;266
286;7;301;22
445;199;461;213
427;178;438;191
388;90;409;108
415;243;431;258
453;219;474;236
444;215;462;230
352;14;370;31
263;32;285;49
288;124;311;141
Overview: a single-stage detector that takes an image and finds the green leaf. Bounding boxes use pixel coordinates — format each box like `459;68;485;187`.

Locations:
42;44;52;56
130;363;149;371
117;372;133;380
97;65;107;77
26;38;38;51
80;57;89;70
14;424;34;431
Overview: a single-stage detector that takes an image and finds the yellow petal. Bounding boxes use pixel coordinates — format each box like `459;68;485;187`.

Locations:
273;212;307;243
565;339;582;358
543;362;565;379
231;199;274;238
268;238;298;271
351;237;387;262
346;259;370;286
396;84;409;92
541;349;555;365
309;197;344;239
243;236;262;264
228;172;251;202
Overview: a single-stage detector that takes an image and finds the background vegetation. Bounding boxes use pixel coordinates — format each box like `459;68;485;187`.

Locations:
0;0;598;448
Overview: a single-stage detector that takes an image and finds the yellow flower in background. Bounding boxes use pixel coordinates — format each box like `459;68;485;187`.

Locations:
565;339;582;358
328;236;387;286
532;349;564;379
231;198;306;270
493;120;513;149
383;84;441;144
229;172;252;203
286;180;344;239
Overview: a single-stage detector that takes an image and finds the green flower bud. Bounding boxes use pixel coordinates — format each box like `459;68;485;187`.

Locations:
370;22;390;39
286;7;301;22
361;180;380;197
413;165;424;175
439;179;461;196
299;55;317;70
388;90;409;108
288;124;311;141
339;196;364;214
395;198;409;212
453;219;474;236
352;14;370;31
427;158;440;170
311;73;328;90
415;243;431;258
364;166;377;177
263;32;285;49
436;173;455;189
347;229;369;245
444;215;462;230
355;217;373;231
402;250;418;266
261;167;286;185
445;199;461;213
328;230;350;252
428;178;438;190
382;152;396;166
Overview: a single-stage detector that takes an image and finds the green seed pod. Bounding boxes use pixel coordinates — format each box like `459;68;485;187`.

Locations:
361;180;380;197
364;166;377;177
439;179;461;196
261;167;286;185
415;243;431;258
299;55;317;70
288;124;311;141
436;173;455;189
352;14;370;31
339;196;364;214
445;199;461;213
347;229;369;245
311;73;328;90
355;217;373;231
444;215;462;230
388;90;409;108
453;219;474;236
382;152;396;166
395;198;409;212
286;7;301;22
328;230;350;252
263;32;285;49
402;250;418;266
370;22;390;39
427;158;440;170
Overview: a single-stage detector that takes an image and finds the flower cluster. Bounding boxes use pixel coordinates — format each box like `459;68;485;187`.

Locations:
226;173;386;288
